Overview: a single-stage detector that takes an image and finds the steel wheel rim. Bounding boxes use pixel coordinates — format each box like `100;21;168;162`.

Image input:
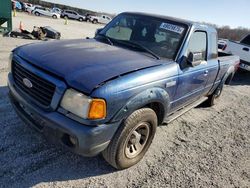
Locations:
124;122;150;159
215;87;222;99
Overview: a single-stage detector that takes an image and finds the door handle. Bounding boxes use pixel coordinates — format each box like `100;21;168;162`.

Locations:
204;70;208;76
243;47;249;52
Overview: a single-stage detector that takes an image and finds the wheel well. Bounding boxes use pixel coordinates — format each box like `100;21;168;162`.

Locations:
145;102;165;125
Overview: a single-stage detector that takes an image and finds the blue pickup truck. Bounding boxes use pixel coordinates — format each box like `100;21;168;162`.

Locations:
8;12;239;169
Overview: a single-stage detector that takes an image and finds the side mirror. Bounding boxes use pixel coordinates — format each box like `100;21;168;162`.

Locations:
95;28;103;37
187;52;203;67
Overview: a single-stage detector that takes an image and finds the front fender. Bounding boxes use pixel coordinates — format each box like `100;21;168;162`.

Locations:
111;88;170;123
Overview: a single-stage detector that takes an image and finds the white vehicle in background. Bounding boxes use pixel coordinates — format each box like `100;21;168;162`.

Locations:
26;5;41;14
32;7;61;19
52;7;62;15
90;15;112;24
219;35;250;71
61;10;86;22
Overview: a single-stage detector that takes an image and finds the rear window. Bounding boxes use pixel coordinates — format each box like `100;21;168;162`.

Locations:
210;32;218;59
241;35;250;46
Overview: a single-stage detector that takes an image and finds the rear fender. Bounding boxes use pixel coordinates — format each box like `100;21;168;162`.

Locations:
111;88;170;124
222;65;235;84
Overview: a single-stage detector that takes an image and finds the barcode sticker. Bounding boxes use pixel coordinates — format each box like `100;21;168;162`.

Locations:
160;23;184;34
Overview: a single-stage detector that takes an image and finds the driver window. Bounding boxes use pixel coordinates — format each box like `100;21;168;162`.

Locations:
187;31;207;60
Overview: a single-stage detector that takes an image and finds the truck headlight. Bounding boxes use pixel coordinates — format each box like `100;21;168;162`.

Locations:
8;52;13;72
60;89;106;120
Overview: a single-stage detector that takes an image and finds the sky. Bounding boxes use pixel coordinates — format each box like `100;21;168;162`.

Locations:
44;0;250;28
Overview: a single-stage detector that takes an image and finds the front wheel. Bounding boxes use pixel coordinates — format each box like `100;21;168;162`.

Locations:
102;108;157;169
52;15;57;19
79;17;83;22
35;12;40;16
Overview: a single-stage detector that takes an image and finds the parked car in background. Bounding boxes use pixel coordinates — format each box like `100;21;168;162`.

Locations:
85;13;95;22
19;2;32;12
90;14;112;24
219;35;250;71
26;5;41;14
61;10;86;22
32;7;60;19
8;12;239;170
11;0;22;11
52;7;62;15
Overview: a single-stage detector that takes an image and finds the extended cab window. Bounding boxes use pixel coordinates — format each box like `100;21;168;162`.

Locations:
210;32;218;59
187;31;207;60
101;14;187;60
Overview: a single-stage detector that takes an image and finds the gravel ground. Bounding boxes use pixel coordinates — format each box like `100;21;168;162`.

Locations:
0;13;250;188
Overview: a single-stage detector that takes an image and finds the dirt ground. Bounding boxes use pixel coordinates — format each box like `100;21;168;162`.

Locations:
0;13;250;188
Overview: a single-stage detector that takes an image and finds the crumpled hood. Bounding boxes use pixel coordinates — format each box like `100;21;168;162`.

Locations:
15;39;164;93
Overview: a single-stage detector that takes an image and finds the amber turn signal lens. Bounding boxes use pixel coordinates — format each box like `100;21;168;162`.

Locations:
88;99;106;119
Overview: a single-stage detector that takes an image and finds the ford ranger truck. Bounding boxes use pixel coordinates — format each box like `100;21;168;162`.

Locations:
8;12;239;169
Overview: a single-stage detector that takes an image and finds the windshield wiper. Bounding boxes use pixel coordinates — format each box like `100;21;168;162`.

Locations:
116;40;161;60
96;33;113;46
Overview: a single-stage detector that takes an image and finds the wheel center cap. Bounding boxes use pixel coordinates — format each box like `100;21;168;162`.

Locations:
130;138;137;144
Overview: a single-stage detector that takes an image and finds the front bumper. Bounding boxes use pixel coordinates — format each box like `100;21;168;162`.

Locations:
8;74;121;157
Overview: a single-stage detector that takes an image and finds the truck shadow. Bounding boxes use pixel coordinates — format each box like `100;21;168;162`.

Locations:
0;86;116;187
231;70;250;85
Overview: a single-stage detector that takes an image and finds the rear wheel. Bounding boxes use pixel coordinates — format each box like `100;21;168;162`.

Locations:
225;73;234;85
35;12;40;16
52;15;57;19
102;108;157;169
206;83;224;106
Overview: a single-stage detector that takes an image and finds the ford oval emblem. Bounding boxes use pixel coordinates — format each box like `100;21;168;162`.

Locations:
23;78;33;88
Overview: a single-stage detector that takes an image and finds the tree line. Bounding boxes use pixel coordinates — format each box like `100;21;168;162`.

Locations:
216;26;250;41
201;22;250;41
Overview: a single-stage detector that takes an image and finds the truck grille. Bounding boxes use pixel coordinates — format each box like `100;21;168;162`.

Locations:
12;61;56;106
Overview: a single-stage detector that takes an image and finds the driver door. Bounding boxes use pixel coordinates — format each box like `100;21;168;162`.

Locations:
172;31;209;110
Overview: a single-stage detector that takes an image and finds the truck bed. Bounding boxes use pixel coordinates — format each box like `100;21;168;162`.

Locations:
218;52;239;64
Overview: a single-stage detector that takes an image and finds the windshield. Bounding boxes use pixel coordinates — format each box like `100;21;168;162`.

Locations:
99;14;188;59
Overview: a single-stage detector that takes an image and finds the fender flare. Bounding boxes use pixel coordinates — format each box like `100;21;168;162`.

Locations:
222;65;235;85
111;88;170;124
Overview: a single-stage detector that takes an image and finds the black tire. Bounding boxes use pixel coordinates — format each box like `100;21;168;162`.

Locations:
52;15;57;19
35;12;40;16
206;83;224;107
79;17;83;22
102;108;157;170
92;19;97;24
